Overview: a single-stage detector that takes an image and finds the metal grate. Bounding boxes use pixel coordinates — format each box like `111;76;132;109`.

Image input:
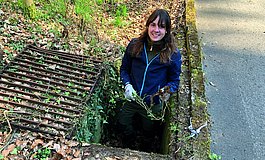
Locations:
0;45;103;137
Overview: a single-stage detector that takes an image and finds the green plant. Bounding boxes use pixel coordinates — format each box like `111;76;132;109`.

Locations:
96;0;104;5
170;122;180;133
34;147;51;160
49;27;61;37
34;0;67;21
75;0;94;23
68;82;74;87
135;94;167;121
113;16;124;27
112;4;127;27
209;152;222;160
4;49;13;61
76;98;103;142
55;89;61;94
56;99;61;104
76;62;123;143
17;0;36;19
12;96;22;103
10;147;18;155
116;4;127;17
64;91;70;96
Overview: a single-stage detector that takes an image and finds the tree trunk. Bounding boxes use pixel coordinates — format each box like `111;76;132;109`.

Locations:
23;0;36;19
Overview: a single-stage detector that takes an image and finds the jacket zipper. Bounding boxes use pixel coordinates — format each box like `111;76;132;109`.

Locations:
139;44;159;96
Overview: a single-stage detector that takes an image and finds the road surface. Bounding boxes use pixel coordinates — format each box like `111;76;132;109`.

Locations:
195;0;265;159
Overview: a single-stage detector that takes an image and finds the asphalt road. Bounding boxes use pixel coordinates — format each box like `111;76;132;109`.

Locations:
195;0;265;159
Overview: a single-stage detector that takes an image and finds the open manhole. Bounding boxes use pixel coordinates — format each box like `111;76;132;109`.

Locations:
0;45;103;137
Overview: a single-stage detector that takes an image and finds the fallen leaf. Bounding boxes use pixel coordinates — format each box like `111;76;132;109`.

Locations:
31;139;44;149
48;64;57;70
73;149;81;158
30;152;37;159
1;149;10;157
1;143;16;157
15;139;23;146
53;143;60;152
66;140;79;147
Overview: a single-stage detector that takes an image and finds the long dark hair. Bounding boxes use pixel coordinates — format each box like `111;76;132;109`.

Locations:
131;9;176;63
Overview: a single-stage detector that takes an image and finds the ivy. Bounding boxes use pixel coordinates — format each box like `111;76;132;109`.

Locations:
75;62;123;143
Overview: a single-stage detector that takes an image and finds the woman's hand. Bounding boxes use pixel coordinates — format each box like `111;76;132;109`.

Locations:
159;86;171;102
124;84;136;101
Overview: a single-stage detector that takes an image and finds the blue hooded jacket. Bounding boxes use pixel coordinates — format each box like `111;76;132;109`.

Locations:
120;39;182;105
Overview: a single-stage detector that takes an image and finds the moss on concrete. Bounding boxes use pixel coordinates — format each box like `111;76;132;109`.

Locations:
186;0;211;159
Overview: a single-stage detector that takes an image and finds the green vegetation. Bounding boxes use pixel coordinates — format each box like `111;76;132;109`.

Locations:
18;0;36;19
113;4;128;27
34;147;51;160
76;62;123;143
209;152;222;160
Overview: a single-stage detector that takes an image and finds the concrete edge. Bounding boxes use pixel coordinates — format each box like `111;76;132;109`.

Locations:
186;0;211;159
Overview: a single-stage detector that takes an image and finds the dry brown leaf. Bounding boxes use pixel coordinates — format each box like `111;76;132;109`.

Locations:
105;157;117;160
65;146;72;155
73;149;81;158
1;143;16;157
30;152;38;159
53;143;61;152
57;149;66;159
1;149;10;157
52;152;63;160
15;139;23;146
42;119;49;124
31;139;44;149
66;140;79;147
43;140;54;148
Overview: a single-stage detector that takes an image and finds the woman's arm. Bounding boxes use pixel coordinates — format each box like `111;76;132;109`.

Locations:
166;49;182;92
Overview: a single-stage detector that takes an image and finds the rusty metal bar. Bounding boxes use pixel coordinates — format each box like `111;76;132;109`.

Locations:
10;123;58;136
0;92;80;113
10;61;96;84
9;116;69;131
0;85;78;106
28;45;103;64
14;57;99;77
0;108;72;126
0;80;82;102
0;99;75;119
3;71;92;92
1;74;82;97
7;67;95;87
0;45;103;136
18;53;100;74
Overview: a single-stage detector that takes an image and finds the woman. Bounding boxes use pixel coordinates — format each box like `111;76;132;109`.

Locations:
118;9;182;150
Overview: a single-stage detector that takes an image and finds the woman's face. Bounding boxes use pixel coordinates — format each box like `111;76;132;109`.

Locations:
148;16;166;42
